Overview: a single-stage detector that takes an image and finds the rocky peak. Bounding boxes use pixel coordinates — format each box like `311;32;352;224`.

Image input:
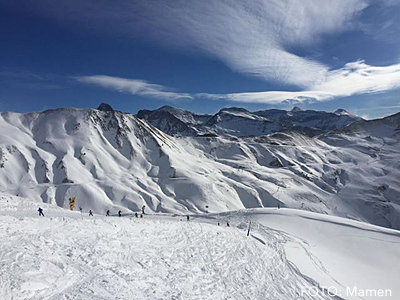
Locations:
291;106;303;112
98;103;114;112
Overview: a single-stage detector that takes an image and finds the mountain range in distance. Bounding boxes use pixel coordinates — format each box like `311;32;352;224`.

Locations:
0;103;399;229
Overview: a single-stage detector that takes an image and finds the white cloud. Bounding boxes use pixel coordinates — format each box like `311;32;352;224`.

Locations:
78;60;400;104
200;60;400;104
197;91;333;104
18;1;399;104
314;60;400;95
76;75;192;101
7;0;371;87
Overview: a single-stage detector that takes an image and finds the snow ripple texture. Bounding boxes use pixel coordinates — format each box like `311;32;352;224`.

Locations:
0;196;343;300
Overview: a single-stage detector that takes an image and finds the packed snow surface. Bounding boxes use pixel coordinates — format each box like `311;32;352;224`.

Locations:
1;195;399;300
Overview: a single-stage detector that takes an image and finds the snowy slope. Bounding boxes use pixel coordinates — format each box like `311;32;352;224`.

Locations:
0;107;201;213
186;128;400;229
0;107;284;215
204;208;400;300
1;194;399;300
204;108;281;137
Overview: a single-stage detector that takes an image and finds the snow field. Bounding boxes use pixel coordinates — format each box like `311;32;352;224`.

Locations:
0;195;341;300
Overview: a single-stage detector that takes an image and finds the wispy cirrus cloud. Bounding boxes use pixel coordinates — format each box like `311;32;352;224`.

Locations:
7;1;400;105
77;59;400;104
2;0;372;87
314;60;400;97
197;91;332;105
200;60;400;104
76;75;192;101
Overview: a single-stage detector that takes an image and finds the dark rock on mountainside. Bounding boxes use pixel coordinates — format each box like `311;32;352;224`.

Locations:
98;103;114;112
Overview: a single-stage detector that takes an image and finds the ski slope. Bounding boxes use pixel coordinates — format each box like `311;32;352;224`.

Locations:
1;194;399;300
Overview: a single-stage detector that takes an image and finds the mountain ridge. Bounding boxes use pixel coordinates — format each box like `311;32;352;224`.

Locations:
0;104;399;229
138;105;363;137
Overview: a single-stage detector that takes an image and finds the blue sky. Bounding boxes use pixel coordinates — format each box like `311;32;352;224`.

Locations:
0;0;400;119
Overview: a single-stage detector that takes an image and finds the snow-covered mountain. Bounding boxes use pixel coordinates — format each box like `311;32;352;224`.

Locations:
138;106;363;137
0;104;399;229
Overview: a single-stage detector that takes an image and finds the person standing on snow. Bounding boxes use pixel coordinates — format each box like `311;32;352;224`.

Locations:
38;207;44;217
142;205;146;215
187;215;190;221
118;210;122;217
89;210;93;216
106;210;110;216
135;212;138;218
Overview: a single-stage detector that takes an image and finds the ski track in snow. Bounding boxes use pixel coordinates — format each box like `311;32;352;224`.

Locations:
0;196;346;300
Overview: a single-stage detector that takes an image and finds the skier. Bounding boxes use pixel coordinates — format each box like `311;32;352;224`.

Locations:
106;210;110;216
226;222;230;227
187;215;190;221
118;210;122;217
218;222;220;226
89;210;93;216
38;207;44;217
140;214;143;218
135;212;138;218
142;205;146;214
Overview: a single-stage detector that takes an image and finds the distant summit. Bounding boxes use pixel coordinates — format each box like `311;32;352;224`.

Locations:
334;108;351;116
291;106;303;112
220;107;249;113
98;103;114;112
